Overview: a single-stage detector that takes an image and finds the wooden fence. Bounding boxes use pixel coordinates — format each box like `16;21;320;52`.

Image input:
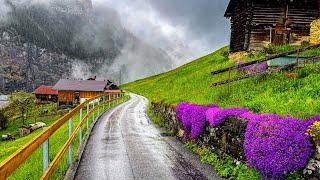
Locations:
211;44;320;87
0;92;126;180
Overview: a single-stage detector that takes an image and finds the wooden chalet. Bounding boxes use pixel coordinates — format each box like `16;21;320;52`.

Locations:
53;79;119;106
225;0;320;52
34;85;58;103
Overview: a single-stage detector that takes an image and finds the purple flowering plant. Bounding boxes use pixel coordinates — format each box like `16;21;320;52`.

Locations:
243;115;314;178
176;102;215;140
176;102;318;178
236;61;268;74
206;107;250;126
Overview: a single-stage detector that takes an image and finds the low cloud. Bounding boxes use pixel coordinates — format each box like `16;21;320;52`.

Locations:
0;0;11;25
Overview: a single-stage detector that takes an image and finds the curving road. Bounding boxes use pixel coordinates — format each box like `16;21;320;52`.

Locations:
74;94;221;180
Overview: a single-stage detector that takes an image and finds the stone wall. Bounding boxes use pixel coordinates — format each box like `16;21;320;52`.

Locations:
150;101;320;177
150;101;247;162
151;102;181;133
198;117;248;162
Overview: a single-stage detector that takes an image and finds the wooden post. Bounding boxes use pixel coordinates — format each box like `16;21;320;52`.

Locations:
79;108;83;144
108;94;111;109
92;102;95;122
103;96;105;111
98;99;100;116
86;102;89;129
228;67;231;94
68;118;72;166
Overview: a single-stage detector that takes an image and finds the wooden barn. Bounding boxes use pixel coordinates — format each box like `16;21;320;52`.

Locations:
53;79;119;106
225;0;320;52
34;85;58;103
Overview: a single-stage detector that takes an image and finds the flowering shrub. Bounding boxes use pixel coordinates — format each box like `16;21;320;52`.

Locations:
244;115;314;178
176;102;209;140
236;61;268;74
176;102;319;178
306;115;320;141
206;107;250;126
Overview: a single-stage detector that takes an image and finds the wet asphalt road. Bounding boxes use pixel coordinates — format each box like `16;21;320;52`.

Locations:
74;94;221;180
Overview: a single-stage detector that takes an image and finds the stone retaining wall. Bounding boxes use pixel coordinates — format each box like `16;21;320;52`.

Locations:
150;101;320;178
151;101;247;162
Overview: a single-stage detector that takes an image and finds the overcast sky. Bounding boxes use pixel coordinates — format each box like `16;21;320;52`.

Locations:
92;0;230;65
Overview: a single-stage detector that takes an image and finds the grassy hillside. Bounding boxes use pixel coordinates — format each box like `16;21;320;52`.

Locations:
123;46;320;119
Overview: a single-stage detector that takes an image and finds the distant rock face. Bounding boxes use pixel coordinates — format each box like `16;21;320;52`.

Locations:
0;39;74;93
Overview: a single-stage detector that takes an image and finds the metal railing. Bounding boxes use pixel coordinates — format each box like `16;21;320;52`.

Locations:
0;92;127;180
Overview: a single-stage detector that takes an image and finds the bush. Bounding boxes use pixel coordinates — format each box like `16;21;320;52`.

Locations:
243;115;314;178
176;102;213;140
206;107;249;126
177;102;320;178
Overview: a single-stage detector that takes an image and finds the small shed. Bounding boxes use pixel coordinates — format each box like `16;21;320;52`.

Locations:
34;86;58;103
53;79;119;106
225;0;320;52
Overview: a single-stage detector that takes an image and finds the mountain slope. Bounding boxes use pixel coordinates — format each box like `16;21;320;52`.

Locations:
123;46;320;119
0;0;173;92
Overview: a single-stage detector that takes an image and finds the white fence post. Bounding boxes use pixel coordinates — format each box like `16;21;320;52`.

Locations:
43;139;49;172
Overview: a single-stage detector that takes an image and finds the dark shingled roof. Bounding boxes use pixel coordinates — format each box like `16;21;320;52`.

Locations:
53;79;109;92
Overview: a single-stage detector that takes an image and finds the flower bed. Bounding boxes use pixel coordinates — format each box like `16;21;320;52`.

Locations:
176;102;319;179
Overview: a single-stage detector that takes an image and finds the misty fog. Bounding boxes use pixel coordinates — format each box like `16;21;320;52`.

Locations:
0;0;229;85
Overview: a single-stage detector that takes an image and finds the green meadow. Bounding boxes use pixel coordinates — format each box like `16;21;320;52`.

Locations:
123;45;320;119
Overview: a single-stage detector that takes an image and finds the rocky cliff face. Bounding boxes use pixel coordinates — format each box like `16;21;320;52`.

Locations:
0;38;74;93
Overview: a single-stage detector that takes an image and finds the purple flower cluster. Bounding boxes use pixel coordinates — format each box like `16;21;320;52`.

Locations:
244;115;314;178
176;102;209;140
236;61;268;74
176;102;319;178
206;107;250;126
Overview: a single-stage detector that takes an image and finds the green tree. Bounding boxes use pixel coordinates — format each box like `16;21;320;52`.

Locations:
0;110;7;130
7;91;36;125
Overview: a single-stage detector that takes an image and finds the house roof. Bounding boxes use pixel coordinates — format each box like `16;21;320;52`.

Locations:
224;0;237;17
34;85;58;95
53;79;110;92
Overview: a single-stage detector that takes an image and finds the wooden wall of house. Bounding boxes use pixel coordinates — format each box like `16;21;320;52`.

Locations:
80;91;103;99
228;0;319;52
249;2;283;50
58;91;75;103
229;0;250;52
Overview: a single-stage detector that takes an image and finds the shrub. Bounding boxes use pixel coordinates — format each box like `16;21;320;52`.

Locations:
236;61;268;74
206;107;250;126
176;102;211;140
177;102;320;178
243;115;314;178
307;115;320;142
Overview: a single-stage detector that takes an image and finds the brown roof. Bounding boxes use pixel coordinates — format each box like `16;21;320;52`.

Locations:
35;85;58;95
224;0;237;17
53;79;109;92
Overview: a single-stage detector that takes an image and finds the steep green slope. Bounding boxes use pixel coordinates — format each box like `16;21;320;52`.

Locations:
123;46;320;119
